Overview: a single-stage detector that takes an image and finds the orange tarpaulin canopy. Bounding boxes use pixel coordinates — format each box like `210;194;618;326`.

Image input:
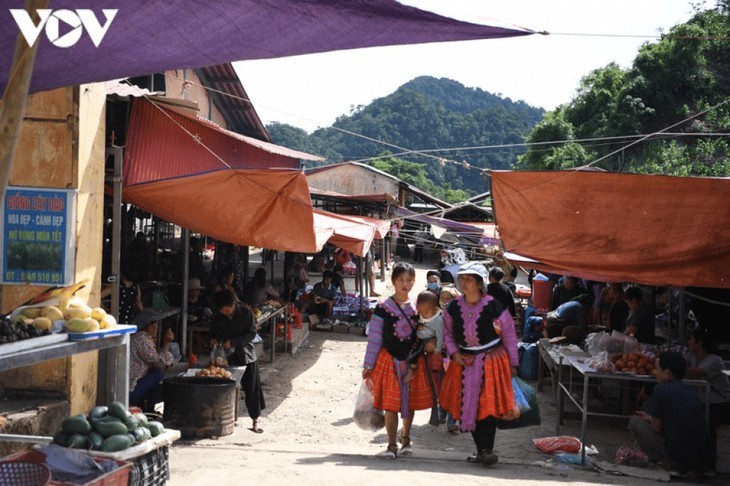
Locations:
123;99;321;252
491;170;730;288
312;210;385;257
343;215;391;239
125;169;318;252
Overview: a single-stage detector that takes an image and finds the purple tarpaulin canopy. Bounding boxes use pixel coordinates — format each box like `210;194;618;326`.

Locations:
0;0;533;94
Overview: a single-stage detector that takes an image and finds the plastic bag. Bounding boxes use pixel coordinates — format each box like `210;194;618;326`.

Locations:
498;377;540;429
586;351;615;374
210;345;228;367
585;332;610;356
352;379;385;431
614;444;648;465
622;334;639;355
554;452;589;465
534;436;582;454
512;377;531;413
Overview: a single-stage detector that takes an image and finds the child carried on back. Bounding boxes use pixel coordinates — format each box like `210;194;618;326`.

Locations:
404;291;444;383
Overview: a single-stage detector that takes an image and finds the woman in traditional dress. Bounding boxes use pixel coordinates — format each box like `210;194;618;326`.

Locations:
362;262;433;459
439;262;519;466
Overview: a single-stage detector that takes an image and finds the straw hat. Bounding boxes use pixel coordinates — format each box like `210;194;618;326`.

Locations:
188;277;205;290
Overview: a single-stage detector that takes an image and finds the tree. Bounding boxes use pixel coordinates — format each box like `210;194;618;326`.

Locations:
267;76;543;193
518;5;729;176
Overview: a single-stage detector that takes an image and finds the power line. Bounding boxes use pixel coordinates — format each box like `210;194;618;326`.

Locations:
161;73;730;176
577;98;730;170
347;132;730;164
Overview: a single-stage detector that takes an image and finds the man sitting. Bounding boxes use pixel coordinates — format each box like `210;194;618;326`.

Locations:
630;352;713;476
302;270;338;318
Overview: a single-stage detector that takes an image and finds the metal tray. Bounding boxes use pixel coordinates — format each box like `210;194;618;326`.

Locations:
66;324;137;341
0;333;68;357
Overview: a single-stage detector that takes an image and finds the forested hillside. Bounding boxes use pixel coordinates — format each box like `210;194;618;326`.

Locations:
268;3;728;201
267;76;544;199
517;4;729;175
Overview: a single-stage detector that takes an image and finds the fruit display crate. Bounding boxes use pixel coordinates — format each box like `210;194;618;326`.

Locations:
82;429;180;486
4;449;133;486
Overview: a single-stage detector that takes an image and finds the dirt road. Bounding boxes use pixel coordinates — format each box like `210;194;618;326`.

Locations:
167;334;706;485
167;264;709;485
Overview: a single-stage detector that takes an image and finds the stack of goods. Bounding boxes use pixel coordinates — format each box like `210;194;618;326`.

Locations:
332;295;368;316
195;365;232;379
53;401;165;452
610;352;656;375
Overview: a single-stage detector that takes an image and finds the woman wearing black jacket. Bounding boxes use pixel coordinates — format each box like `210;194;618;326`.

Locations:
210;289;266;433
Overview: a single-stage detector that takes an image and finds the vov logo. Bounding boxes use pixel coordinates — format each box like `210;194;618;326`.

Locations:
9;9;118;48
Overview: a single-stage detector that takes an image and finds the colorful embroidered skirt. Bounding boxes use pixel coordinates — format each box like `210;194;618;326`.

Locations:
371;348;433;416
438;345;514;431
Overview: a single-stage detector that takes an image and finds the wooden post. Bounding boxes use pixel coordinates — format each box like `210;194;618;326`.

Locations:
0;0;48;201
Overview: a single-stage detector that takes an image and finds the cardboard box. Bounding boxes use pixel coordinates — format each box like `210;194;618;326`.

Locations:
350;326;367;337
332;323;350;334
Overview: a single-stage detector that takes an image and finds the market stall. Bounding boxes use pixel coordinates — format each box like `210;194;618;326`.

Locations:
0;284;136;406
541;336;711;463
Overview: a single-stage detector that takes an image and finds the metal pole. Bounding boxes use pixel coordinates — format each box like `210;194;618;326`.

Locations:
667;290;673;341
678;289;686;344
108;146;123;318
364;253;370;298
181;228;190;355
243;246;250;284
270;249;274;284
379;238;385;281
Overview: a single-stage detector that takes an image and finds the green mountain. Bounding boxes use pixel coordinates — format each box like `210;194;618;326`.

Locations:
266;76;545;196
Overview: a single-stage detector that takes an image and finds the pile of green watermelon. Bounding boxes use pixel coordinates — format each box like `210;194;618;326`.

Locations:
54;401;165;452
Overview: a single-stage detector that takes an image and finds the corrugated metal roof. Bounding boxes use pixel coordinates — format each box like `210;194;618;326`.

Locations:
195;63;270;142
307;162;452;209
188;114;324;161
308;187;398;205
124;99;306;186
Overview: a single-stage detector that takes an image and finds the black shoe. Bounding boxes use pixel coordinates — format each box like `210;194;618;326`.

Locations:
479;450;498;466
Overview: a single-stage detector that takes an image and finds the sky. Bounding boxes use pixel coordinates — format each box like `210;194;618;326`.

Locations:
234;0;703;133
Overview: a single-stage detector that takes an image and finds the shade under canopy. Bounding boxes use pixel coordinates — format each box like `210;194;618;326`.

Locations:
491;170;730;288
1;0;533;95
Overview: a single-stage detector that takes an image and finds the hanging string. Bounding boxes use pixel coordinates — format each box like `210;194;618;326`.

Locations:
548;31;730;40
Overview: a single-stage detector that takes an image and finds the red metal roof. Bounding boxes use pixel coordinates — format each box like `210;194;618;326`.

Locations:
123;99;319;186
195;63;270;142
